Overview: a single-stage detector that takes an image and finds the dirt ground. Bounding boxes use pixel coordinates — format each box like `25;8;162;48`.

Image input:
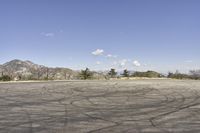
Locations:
0;79;200;133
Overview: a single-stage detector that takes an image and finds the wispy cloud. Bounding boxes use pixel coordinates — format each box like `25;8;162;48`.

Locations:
92;49;104;56
112;61;118;65
106;54;118;58
119;59;127;67
143;63;147;66
41;32;55;37
96;61;101;65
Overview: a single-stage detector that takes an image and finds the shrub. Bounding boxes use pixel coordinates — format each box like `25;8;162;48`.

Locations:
167;71;190;79
44;77;49;80
189;70;200;80
132;70;162;78
79;68;93;80
0;75;11;81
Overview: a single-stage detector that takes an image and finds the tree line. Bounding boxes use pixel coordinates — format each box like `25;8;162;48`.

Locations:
77;68;200;80
1;68;200;81
167;70;200;80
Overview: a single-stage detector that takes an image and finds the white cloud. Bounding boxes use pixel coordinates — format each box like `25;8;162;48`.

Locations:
133;60;141;67
96;61;101;65
120;59;127;67
41;32;55;37
107;54;118;58
107;54;112;58
112;61;118;65
92;49;104;56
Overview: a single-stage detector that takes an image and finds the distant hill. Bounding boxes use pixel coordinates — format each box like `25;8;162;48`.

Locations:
131;70;163;78
0;59;78;80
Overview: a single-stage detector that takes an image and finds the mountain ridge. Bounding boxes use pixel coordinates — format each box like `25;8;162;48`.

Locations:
0;59;78;80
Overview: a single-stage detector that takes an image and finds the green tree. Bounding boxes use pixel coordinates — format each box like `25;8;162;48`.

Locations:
108;68;117;78
122;69;130;77
167;72;173;78
132;70;162;78
167;71;189;79
79;68;93;80
189;70;200;80
0;75;11;81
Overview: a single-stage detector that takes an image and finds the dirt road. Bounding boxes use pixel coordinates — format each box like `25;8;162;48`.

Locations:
0;80;200;133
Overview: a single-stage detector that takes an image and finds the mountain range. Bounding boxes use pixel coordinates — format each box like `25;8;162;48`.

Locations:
0;59;78;80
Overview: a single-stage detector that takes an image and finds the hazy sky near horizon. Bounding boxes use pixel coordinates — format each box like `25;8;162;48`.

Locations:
1;0;200;73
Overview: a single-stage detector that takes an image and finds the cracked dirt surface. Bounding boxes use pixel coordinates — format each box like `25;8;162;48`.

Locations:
1;79;200;133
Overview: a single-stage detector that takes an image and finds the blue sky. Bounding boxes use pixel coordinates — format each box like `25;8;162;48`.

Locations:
1;0;200;73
